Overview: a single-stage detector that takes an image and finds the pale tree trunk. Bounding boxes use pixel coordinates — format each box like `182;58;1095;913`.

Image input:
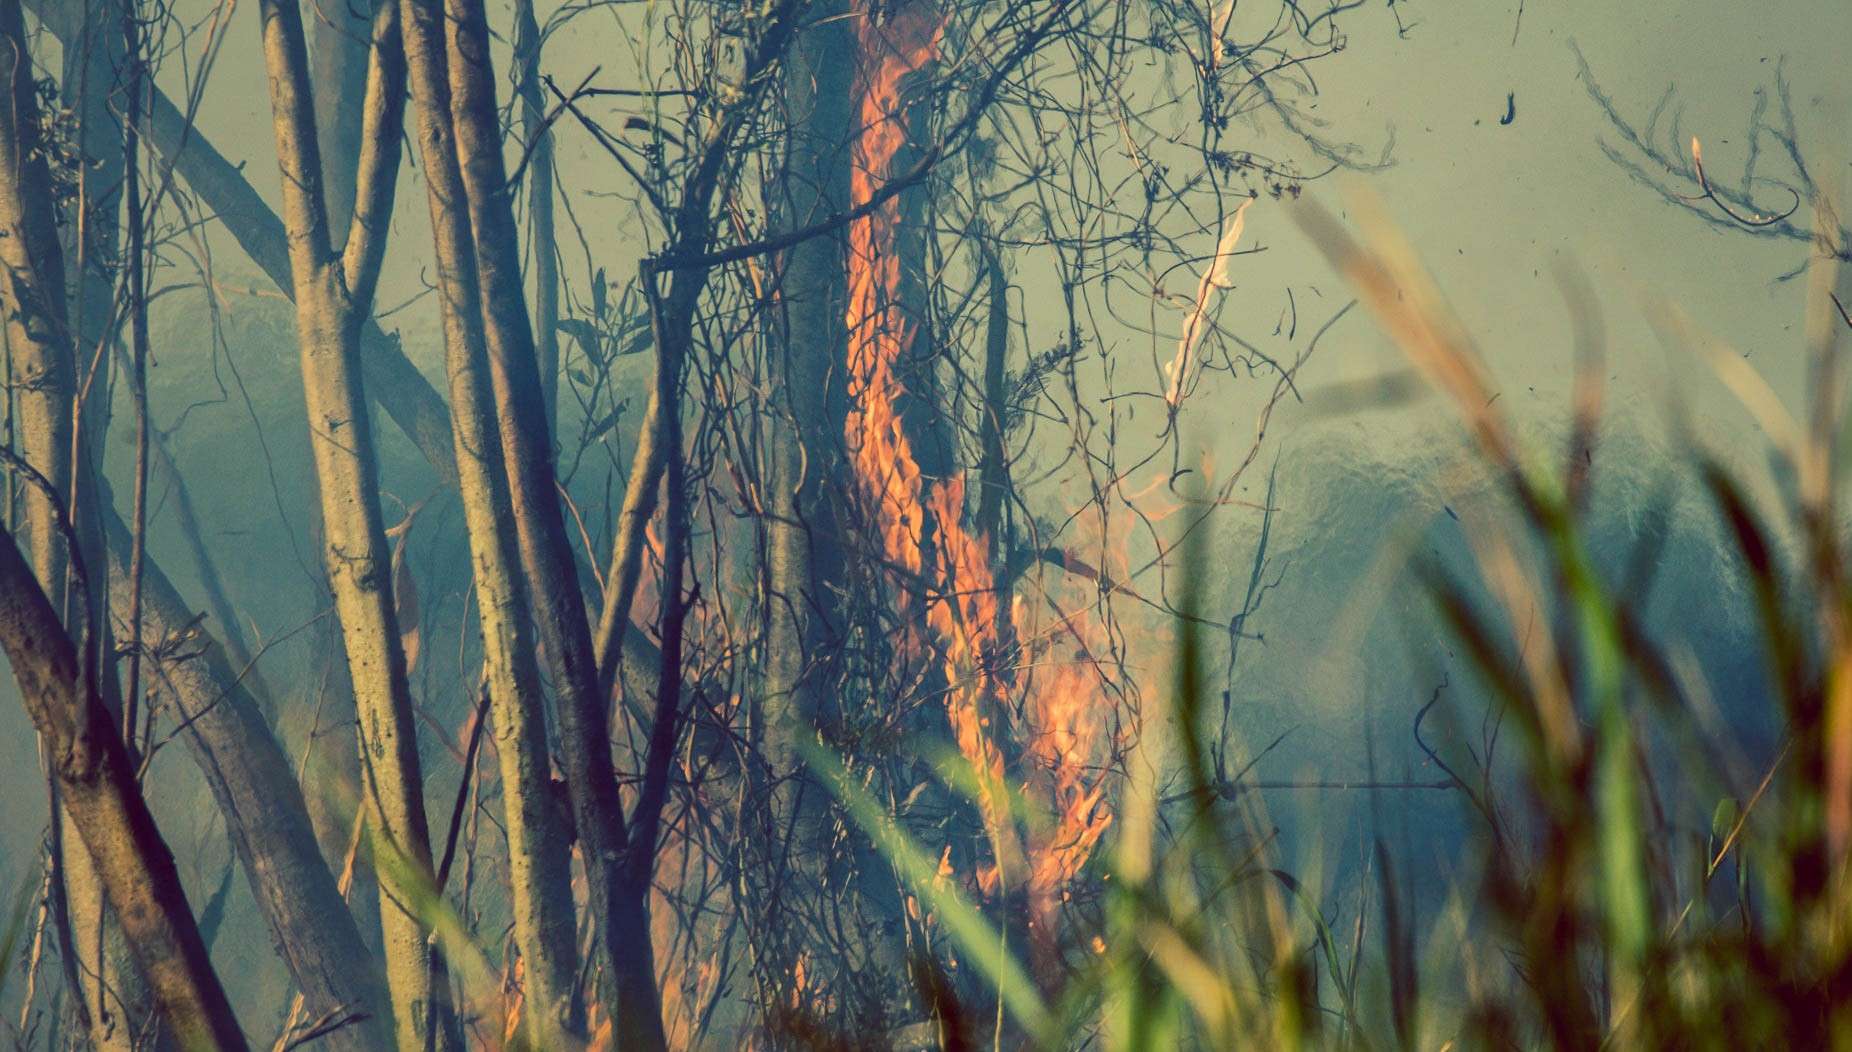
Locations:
254;4;460;1049
749;2;855;1026
303;0;382;924
24;0;683;777
124;58;422;952
397;3;584;1039
0;522;246;1051
512;0;561;427
15;10;388;1047
1;1;75;698
411;2;670;1046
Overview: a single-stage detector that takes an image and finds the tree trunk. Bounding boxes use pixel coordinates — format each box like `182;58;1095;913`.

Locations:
0;0;75;684
0;520;246;1050
397;2;584;1039
13;10;385;1047
763;0;853;781
302;0;383;930
0;5;154;1046
415;1;672;1045
25;0;682;781
99;498;392;1052
254;4;460;1049
750;2;856;1027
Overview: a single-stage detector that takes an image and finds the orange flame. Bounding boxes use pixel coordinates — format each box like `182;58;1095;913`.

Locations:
843;0;1012;845
842;0;1112;918
844;1;943;587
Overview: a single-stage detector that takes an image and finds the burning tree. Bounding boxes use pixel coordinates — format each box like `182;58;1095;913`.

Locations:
0;0;1385;1047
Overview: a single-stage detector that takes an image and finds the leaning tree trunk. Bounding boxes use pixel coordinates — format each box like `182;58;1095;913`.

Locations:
254;4;460;1049
0;522;246;1051
397;3;584;1040
98;495;393;1052
11;9;390;1047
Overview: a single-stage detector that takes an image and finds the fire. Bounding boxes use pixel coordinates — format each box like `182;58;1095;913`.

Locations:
844;0;943;589
1010;533;1119;927
842;0;1112;920
844;0;1010;851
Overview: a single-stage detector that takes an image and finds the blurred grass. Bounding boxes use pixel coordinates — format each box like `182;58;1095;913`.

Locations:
806;193;1852;1049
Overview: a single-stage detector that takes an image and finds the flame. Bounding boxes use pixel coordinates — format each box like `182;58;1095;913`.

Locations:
843;0;1012;848
844;1;944;588
501;956;525;1048
842;0;1112;921
1010;572;1116;932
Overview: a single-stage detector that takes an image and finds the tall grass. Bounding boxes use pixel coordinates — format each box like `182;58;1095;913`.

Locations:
814;196;1852;1049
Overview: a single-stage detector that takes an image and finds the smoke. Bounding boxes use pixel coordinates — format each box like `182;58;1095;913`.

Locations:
1204;409;1777;900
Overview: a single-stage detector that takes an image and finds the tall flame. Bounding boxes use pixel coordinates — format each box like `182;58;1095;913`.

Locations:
844;1;943;587
842;0;1111;924
844;0;1011;844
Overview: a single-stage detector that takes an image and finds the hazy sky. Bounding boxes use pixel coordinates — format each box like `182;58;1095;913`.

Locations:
162;0;1852;464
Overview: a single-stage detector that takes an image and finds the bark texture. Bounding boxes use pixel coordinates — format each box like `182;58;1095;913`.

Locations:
0;522;246;1051
100;499;392;1052
749;4;856;1027
416;1;671;1045
397;2;584;1038
0;5;149;1045
254;4;459;1049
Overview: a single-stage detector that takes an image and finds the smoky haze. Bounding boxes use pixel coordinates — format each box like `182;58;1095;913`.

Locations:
0;0;1843;1047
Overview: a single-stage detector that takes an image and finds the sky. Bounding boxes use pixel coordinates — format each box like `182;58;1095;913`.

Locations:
147;0;1852;519
172;0;1851;422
